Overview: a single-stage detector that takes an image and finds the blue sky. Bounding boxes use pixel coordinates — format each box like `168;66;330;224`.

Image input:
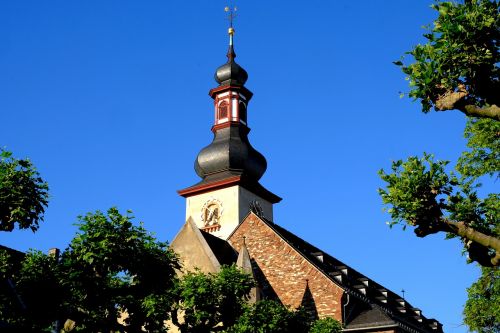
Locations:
0;1;483;332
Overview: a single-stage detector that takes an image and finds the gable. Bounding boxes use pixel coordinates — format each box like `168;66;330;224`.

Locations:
170;217;223;273
228;213;344;320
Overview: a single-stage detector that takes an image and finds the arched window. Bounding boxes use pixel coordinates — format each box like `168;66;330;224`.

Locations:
218;101;229;120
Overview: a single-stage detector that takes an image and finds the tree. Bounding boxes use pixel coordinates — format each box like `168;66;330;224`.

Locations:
224;300;310;333
171;265;254;333
309;317;343;333
380;1;499;331
0;149;49;232
0;249;63;332
394;0;499;120
379;153;499;267
0;208;180;332
383;0;500;268
463;267;499;333
60;208;179;332
224;300;342;333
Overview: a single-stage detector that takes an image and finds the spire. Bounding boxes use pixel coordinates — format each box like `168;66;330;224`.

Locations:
236;237;252;274
227;27;236;61
227;6;236;61
236;237;260;303
215;6;248;86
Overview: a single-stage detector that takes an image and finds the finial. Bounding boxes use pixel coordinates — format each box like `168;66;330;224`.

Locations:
225;6;237;29
225;5;237;46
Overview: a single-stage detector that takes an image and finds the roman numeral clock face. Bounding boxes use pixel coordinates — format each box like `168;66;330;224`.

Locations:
201;198;223;227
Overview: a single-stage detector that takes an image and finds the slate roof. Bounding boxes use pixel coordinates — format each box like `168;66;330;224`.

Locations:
201;230;238;266
219;215;444;333
260;218;443;333
0;244;25;263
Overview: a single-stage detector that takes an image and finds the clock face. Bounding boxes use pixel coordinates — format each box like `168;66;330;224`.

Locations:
201;198;223;227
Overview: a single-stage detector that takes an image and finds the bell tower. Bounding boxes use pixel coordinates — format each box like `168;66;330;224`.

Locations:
178;18;281;239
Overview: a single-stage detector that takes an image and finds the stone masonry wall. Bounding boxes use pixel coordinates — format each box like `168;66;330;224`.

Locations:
228;213;344;321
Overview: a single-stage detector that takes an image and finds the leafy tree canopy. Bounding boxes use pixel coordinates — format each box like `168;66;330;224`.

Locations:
463;267;500;333
224;300;342;333
379;153;499;267
382;1;499;332
0;208;179;332
171;265;254;333
0;149;49;232
224;300;310;333
395;0;500;120
309;317;343;333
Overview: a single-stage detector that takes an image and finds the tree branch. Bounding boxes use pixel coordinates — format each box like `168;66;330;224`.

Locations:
434;85;500;121
443;219;500;267
435;85;468;110
461;104;500;121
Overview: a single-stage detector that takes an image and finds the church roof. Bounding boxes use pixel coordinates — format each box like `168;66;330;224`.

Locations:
200;230;238;266
225;214;443;333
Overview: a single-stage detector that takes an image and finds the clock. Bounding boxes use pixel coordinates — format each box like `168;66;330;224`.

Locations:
201;198;223;227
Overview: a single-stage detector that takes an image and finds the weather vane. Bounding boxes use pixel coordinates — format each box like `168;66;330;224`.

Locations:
224;5;237;38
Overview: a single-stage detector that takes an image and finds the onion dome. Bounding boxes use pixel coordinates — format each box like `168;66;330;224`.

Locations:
194;124;267;181
214;27;248;86
214;45;248;86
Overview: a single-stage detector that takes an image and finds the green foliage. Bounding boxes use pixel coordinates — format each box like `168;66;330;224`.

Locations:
386;2;500;331
309;317;343;333
396;0;499;115
463;267;500;333
0;250;62;332
378;154;454;235
17;251;63;331
0;148;49;232
0;208;179;332
0;249;20;330
379;154;499;262
457;118;500;179
172;265;254;333
224;300;310;333
60;208;179;332
0;249;13;278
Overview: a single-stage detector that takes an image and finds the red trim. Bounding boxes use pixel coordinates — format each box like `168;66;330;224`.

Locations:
177;176;242;197
209;85;253;101
212;121;235;132
201;224;221;233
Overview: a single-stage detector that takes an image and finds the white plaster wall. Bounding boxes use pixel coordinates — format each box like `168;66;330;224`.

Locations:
185;185;273;239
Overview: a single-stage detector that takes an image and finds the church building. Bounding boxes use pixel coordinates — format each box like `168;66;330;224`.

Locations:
171;24;443;333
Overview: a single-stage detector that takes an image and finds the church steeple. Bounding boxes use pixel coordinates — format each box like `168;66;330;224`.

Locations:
178;12;280;239
194;26;267;184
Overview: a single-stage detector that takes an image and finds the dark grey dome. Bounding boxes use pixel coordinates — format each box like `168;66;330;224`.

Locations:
214;45;248;86
195;124;267;181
